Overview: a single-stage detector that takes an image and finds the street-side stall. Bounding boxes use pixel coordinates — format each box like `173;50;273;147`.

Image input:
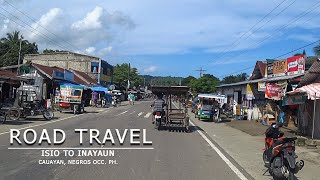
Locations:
287;83;320;139
55;83;84;114
90;85;109;107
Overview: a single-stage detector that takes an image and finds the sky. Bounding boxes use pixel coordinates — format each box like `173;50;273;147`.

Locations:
0;0;320;78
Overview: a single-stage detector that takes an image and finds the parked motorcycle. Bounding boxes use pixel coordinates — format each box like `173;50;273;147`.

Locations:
263;123;304;180
21;100;54;120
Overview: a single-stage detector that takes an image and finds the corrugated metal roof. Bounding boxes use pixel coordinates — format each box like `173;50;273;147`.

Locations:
287;83;320;100
298;61;320;87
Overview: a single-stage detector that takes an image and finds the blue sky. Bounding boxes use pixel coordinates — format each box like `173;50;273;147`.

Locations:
1;0;319;78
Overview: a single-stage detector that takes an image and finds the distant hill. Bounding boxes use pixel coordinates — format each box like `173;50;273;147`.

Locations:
140;75;183;86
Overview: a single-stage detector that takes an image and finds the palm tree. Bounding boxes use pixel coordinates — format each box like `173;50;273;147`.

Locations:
1;31;24;44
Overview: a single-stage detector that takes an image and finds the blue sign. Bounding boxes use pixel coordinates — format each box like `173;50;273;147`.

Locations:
52;70;64;80
64;69;74;81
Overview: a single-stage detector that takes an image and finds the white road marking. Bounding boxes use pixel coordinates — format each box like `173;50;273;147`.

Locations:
172;101;247;180
138;112;144;117
129;111;136;115
190;121;248;180
116;111;128;116
144;112;151;118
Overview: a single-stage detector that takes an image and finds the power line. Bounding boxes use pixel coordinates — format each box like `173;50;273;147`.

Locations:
211;0;291;62
217;1;320;78
3;0;81;52
0;7;71;51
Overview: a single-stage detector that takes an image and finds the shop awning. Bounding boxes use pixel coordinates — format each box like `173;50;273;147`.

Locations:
287;83;320;100
90;86;109;92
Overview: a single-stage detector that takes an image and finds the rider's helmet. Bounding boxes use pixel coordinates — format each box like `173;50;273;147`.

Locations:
271;123;279;130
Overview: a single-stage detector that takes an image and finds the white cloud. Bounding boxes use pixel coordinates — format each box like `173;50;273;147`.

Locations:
85;47;96;54
144;66;158;73
71;6;103;31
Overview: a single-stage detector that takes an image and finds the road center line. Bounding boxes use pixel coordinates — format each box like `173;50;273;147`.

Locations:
138;112;144;117
172;101;248;180
116;111;128;116
144;112;151;118
128;111;136;115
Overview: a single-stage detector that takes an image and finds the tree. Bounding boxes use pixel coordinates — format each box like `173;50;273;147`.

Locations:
181;76;196;86
0;31;38;67
113;63;142;89
191;74;220;93
314;45;320;56
221;73;248;84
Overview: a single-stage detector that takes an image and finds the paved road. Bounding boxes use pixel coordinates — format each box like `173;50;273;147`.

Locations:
0;101;247;180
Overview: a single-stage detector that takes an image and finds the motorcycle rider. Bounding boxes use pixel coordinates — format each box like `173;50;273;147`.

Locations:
151;94;166;124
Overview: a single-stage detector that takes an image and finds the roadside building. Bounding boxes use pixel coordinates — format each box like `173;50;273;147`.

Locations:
286;60;320;139
1;63;97;100
23;51;113;87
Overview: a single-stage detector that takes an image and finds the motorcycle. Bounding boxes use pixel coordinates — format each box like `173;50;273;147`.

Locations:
263;124;304;180
154;111;164;130
22;100;54;120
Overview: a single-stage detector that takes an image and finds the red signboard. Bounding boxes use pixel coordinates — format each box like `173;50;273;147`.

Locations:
265;83;287;100
287;55;305;75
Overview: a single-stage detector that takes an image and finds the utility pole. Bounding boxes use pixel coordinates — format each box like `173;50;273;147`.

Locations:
196;67;206;77
126;63;131;93
17;39;22;75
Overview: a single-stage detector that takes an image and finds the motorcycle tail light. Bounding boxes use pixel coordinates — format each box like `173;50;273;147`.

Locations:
156;112;161;116
285;143;294;153
272;145;282;156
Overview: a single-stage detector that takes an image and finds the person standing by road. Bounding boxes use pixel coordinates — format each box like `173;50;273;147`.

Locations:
128;93;135;105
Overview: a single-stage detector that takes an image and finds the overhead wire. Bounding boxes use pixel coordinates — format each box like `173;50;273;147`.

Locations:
217;1;320;78
2;0;82;52
0;7;71;51
212;0;290;62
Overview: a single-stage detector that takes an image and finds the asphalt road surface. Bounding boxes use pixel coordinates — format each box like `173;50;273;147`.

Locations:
0;101;249;180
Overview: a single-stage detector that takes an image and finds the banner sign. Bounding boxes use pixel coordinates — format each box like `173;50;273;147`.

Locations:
273;60;287;76
258;82;266;92
246;84;254;100
265;83;287;100
287;55;305;75
282;95;306;106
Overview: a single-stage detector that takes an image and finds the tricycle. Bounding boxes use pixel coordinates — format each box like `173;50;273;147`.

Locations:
151;86;190;132
55;83;84;115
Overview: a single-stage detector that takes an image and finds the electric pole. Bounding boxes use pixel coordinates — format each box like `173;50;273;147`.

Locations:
17;39;22;75
196;67;206;77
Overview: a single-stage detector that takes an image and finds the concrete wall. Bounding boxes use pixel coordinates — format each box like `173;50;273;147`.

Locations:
24;52;100;74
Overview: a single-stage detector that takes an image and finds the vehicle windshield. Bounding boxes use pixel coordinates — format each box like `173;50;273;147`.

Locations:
202;105;213;110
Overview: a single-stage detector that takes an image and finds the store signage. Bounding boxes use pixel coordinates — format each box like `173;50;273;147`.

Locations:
287;55;305;75
52;70;64;80
273;60;287;76
267;59;275;78
258;82;266;92
265;83;287;100
282;95;306;106
64;69;74;82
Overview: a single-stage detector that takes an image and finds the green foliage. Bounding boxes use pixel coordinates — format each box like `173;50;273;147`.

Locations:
221;73;248;84
0;31;38;67
113;63;142;89
181;76;196;86
189;74;220;93
43;49;65;53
